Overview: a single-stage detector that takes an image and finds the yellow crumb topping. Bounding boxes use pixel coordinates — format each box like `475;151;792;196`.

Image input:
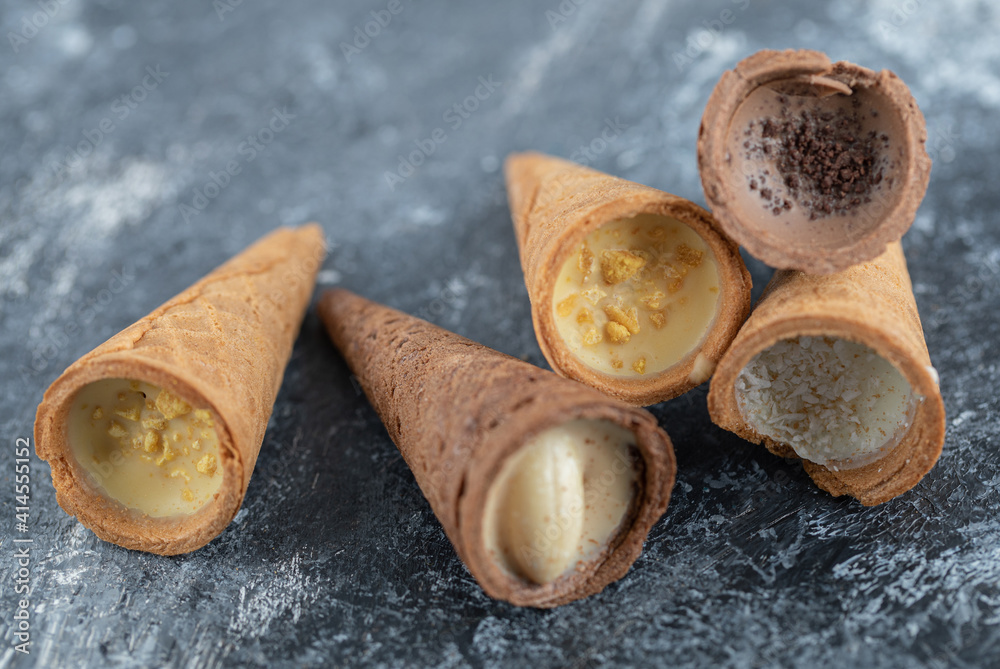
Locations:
557;295;577;318
600;249;646;285
604;305;640;335
70;379;224;517
676;243;704;267
605;321;632;344
551;214;722;378
578;243;594;279
196;454;217;476
155;390;192;420
583;327;603;346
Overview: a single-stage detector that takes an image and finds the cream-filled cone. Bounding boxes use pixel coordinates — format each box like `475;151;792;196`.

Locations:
708;243;945;505
319;288;675;608
34;224;326;555
505;151;751;406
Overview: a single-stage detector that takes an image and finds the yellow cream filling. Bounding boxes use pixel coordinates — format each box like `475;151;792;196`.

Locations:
552;214;721;378
68;378;223;517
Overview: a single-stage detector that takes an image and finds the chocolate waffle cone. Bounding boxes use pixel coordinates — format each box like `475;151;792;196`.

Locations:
319;288;676;607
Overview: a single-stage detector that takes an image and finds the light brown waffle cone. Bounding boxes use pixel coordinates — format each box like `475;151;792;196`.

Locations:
505;151;751;406
707;243;945;505
34;224;326;555
319;288;675;608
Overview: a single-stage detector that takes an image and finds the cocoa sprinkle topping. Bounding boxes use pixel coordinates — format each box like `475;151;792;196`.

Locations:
744;105;888;219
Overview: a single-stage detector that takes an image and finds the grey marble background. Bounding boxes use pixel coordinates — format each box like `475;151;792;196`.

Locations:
1;0;998;667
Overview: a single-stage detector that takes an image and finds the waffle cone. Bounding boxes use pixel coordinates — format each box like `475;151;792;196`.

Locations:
504;151;751;406
319;288;675;608
707;243;945;505
34;224;326;554
697;49;931;274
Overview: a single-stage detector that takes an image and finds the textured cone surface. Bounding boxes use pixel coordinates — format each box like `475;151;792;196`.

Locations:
319;288;676;607
708;243;945;505
697;49;932;274
35;224;326;554
505;151;751;405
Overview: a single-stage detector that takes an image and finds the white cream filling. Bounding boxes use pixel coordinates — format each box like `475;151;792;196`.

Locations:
68;379;224;517
482;419;638;585
737;336;914;470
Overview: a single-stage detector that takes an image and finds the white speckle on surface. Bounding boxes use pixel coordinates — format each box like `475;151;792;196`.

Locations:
616;147;643;170
912;211;935;234
53;24;93;57
410;204;447;226
302;42;339;90
952;410;976;427
228;554;319;639
317;268;342;284
62;160;171;237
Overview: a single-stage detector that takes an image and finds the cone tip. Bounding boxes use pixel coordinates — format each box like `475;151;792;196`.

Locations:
319;286;354;305
503;151;568;177
292;221;327;248
317;287;365;327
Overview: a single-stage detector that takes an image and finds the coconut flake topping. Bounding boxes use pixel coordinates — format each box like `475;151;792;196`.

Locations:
736;336;914;470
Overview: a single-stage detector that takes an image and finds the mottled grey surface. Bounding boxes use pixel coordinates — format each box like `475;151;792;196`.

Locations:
1;0;998;667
